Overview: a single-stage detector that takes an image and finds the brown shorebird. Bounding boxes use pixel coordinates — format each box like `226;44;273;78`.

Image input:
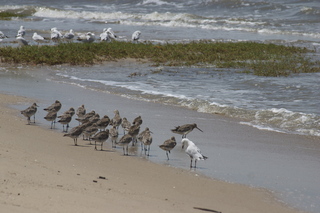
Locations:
44;100;62;112
57;114;72;132
181;138;208;168
171;123;203;138
137;127;153;156
21;103;38;124
96;115;110;131
117;134;132;155
110;110;122;129
121;117;131;134
109;125;119;148
90;130;109;151
88;113;100;123
75;110;95;124
83;123;98;143
132;115;143;126
63;125;84;146
128;123;140;146
76;104;86;119
44;111;57;129
159;136;177;160
60;107;75;117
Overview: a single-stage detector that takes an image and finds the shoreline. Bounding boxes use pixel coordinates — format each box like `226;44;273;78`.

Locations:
0;93;307;213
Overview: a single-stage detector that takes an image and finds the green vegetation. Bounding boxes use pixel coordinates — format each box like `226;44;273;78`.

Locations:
0;12;28;20
0;41;319;77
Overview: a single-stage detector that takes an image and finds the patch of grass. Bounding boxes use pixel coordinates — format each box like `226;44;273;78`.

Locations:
0;41;319;76
0;12;28;20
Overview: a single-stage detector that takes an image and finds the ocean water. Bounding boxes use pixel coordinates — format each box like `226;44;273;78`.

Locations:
1;0;320;212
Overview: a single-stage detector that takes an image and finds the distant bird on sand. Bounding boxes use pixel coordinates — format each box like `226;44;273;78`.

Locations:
21;103;38;125
171;123;203;138
159;136;177;160
181;138;208;168
44;111;57;129
76;104;86;119
60;107;75;117
109;125;119;148
76;110;95;124
64;125;84;146
117;134;132;155
44;100;62;113
110;110;122;129
128;123;140;146
121;117;131;134
90;130;109;151
57;114;72;132
132;115;143;126
83;123;98;143
132;30;141;43
96;115;110;131
137;127;152;156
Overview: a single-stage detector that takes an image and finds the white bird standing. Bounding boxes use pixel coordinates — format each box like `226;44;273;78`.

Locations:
181;138;208;168
16;26;26;37
0;31;9;41
32;32;45;45
106;28;117;40
132;30;141;43
16;35;28;46
99;28;109;42
51;27;63;42
64;29;75;42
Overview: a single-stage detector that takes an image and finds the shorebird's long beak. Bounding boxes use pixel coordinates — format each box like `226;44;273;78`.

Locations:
196;127;203;132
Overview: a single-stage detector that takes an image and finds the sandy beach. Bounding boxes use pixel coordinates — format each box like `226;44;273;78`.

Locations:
0;93;307;213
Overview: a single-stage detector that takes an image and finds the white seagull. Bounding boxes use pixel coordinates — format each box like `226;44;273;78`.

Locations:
32;32;45;45
132;30;141;43
16;25;26;37
0;31;9;41
106;28;117;40
77;32;95;43
181;138;208;168
51;27;63;42
16;35;28;46
99;28;111;42
64;29;75;42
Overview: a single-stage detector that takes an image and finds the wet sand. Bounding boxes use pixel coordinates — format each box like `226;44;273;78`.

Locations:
0;91;310;213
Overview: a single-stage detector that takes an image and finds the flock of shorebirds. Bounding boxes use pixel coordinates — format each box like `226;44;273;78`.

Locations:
20;100;208;168
0;25;141;46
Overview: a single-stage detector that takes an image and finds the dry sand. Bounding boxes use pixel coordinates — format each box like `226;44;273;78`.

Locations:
0;93;305;213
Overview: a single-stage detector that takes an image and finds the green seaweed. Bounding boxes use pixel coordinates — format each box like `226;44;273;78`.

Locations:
0;41;319;77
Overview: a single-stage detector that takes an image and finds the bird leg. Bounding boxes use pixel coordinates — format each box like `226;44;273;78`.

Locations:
166;151;169;160
100;142;103;151
95;141;98;150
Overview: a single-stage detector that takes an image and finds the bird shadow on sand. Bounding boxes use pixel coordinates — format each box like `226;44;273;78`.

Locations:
68;144;91;148
94;149;115;153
